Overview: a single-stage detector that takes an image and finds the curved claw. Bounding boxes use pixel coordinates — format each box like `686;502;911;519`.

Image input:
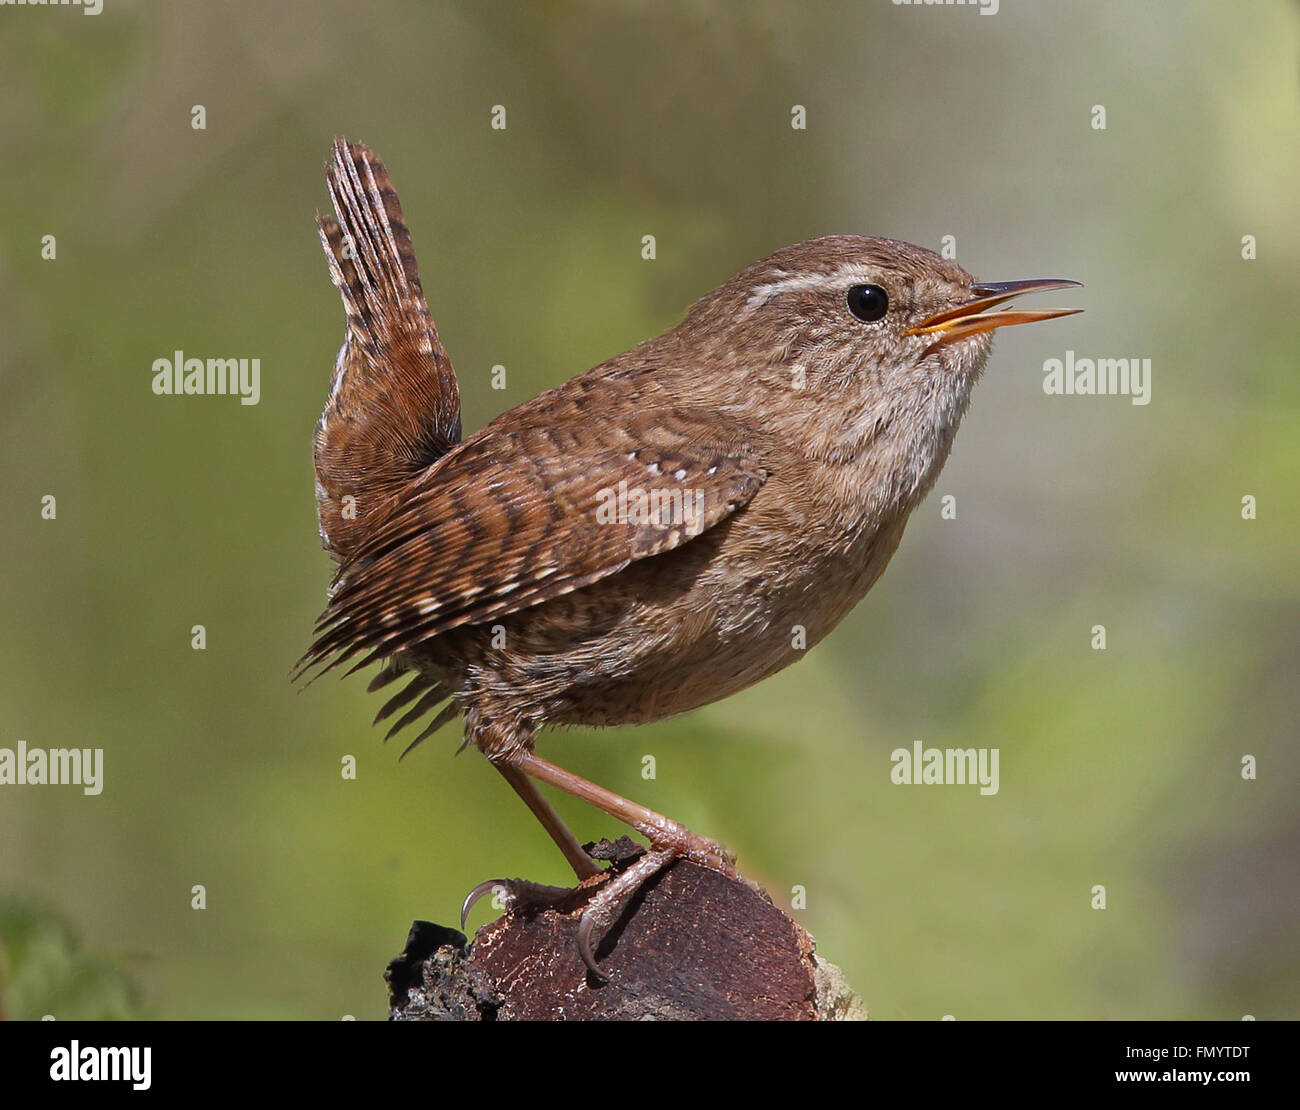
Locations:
460;877;579;932
573;845;678;981
576;910;608;981
458;845;697;981
461;879;509;931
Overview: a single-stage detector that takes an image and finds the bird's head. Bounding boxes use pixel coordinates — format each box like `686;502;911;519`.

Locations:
674;235;1080;471
684;234;1079;392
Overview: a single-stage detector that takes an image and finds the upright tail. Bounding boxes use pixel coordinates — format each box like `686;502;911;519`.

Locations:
313;139;461;563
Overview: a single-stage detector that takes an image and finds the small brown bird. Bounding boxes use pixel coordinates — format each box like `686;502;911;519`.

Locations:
298;140;1080;975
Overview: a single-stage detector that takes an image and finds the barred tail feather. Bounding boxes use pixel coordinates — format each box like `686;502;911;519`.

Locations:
313;139;461;563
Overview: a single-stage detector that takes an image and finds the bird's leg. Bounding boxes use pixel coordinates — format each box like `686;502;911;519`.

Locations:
459;762;603;931
466;748;755;979
495;761;602;880
512;750;745;879
512;749;760;980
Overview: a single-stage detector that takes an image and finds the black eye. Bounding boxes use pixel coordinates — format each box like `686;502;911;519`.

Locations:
846;284;889;323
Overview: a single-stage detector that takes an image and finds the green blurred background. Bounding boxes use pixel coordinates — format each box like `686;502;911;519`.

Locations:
1;0;1296;1020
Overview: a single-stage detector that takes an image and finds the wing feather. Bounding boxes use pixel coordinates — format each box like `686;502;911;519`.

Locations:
296;413;767;678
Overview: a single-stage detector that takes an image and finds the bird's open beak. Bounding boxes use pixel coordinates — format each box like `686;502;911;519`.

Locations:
904;278;1082;345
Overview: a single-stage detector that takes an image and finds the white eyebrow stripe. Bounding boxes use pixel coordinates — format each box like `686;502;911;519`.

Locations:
744;263;882;309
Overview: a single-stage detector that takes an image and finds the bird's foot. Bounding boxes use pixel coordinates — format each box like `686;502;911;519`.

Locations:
457;837;636;936
574;844;676;978
633;824;763;896
460;876;582;927
461;833;757;981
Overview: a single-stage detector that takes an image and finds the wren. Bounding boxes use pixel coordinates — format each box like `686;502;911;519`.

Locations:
297;140;1081;976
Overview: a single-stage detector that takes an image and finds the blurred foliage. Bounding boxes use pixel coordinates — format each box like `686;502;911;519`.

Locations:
0;898;148;1020
0;1;1296;1020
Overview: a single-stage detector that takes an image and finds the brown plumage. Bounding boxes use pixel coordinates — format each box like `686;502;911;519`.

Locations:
312;140;460;561
298;140;1080;974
